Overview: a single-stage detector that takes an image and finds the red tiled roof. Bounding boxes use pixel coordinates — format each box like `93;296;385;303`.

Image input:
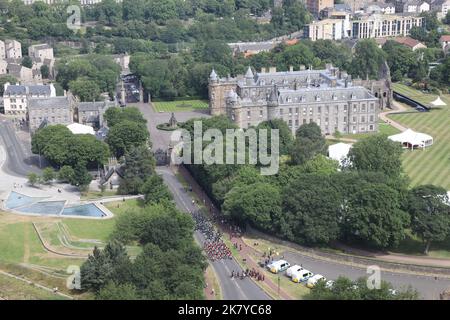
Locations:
440;35;450;42
393;37;425;49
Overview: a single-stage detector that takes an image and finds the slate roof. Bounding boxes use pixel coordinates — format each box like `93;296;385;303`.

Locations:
28;96;70;109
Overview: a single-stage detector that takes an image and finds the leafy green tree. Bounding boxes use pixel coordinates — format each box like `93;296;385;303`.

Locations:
80;241;131;293
21;56;33;68
70;163;92;188
290;123;327;165
0;75;17;95
223;182;282;231
257;119;293;155
343;183;410;249
118;145;155;195
407;185;450;255
69;78;101;102
140;175;173;205
306;276;418;300
104;107;147;128
96;282;138;300
282;174;341;245
139;204;195;251
58;166;75;183
41;167;55;184
106;121;150;158
27;172;40;186
348;135;404;178
350;39;386;80
40;65;50;79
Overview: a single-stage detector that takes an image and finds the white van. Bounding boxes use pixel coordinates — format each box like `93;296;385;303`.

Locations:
267;260;290;274
292;269;313;283
286;265;304;278
306;274;326;288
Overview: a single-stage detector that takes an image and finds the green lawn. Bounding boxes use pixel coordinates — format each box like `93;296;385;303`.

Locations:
388;95;450;189
63;199;143;242
392;83;439;106
0;273;68;300
153;99;209;112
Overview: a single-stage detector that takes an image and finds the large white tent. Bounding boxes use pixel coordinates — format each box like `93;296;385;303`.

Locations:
431;97;447;107
328;142;352;166
388;129;433;149
67;123;95;135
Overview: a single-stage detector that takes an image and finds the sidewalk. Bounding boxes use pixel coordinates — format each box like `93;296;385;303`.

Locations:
379;101;408;132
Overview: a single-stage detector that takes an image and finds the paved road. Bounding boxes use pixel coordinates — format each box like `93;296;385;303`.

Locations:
282;251;450;300
156;167;270;300
0;119;41;177
134;102;210;151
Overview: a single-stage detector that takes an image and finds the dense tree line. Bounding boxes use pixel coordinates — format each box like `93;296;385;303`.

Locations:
183;116;450;252
306;276;418;300
30;125;109;189
56;54;120;101
81;202;206;300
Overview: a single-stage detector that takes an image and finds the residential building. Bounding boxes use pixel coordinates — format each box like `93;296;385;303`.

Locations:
395;0;430;13
351;14;424;39
305;19;348;41
440;35;450;54
365;3;396;14
393;36;427;50
2;83;56;116
307;0;335;17
208;65;383;135
228;42;278;58
28;96;73;132
431;0;450;19
28;44;55;79
75;101;116;129
5;40;22;59
6;63;36;83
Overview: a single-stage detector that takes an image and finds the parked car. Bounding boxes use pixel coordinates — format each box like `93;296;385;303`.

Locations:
292;269;313;283
286;265;304;278
267;260;290;274
306;274;326;288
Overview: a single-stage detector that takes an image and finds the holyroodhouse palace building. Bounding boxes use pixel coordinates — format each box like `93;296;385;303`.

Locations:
208;64;392;135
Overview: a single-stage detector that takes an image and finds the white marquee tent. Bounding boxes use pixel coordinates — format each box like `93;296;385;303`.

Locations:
388;129;433;149
431;97;447;107
328;142;352;166
67;123;95;135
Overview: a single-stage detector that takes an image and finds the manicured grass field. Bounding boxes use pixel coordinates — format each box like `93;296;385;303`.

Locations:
153;99;209;112
392;83;438;106
388;95;450;190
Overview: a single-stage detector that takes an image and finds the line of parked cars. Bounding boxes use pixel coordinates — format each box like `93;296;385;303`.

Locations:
267;260;334;289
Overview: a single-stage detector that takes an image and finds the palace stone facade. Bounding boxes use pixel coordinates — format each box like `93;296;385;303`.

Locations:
208;64;386;135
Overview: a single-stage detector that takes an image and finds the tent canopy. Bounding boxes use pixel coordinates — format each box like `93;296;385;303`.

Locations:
388;129;433;148
431;97;447;106
67;123;95;135
328;142;352;165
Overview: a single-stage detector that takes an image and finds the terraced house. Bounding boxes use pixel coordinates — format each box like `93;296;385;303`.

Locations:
209;65;382;135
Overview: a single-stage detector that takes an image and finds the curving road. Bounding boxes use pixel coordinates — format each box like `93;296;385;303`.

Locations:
0;119;42;177
156;167;270;300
